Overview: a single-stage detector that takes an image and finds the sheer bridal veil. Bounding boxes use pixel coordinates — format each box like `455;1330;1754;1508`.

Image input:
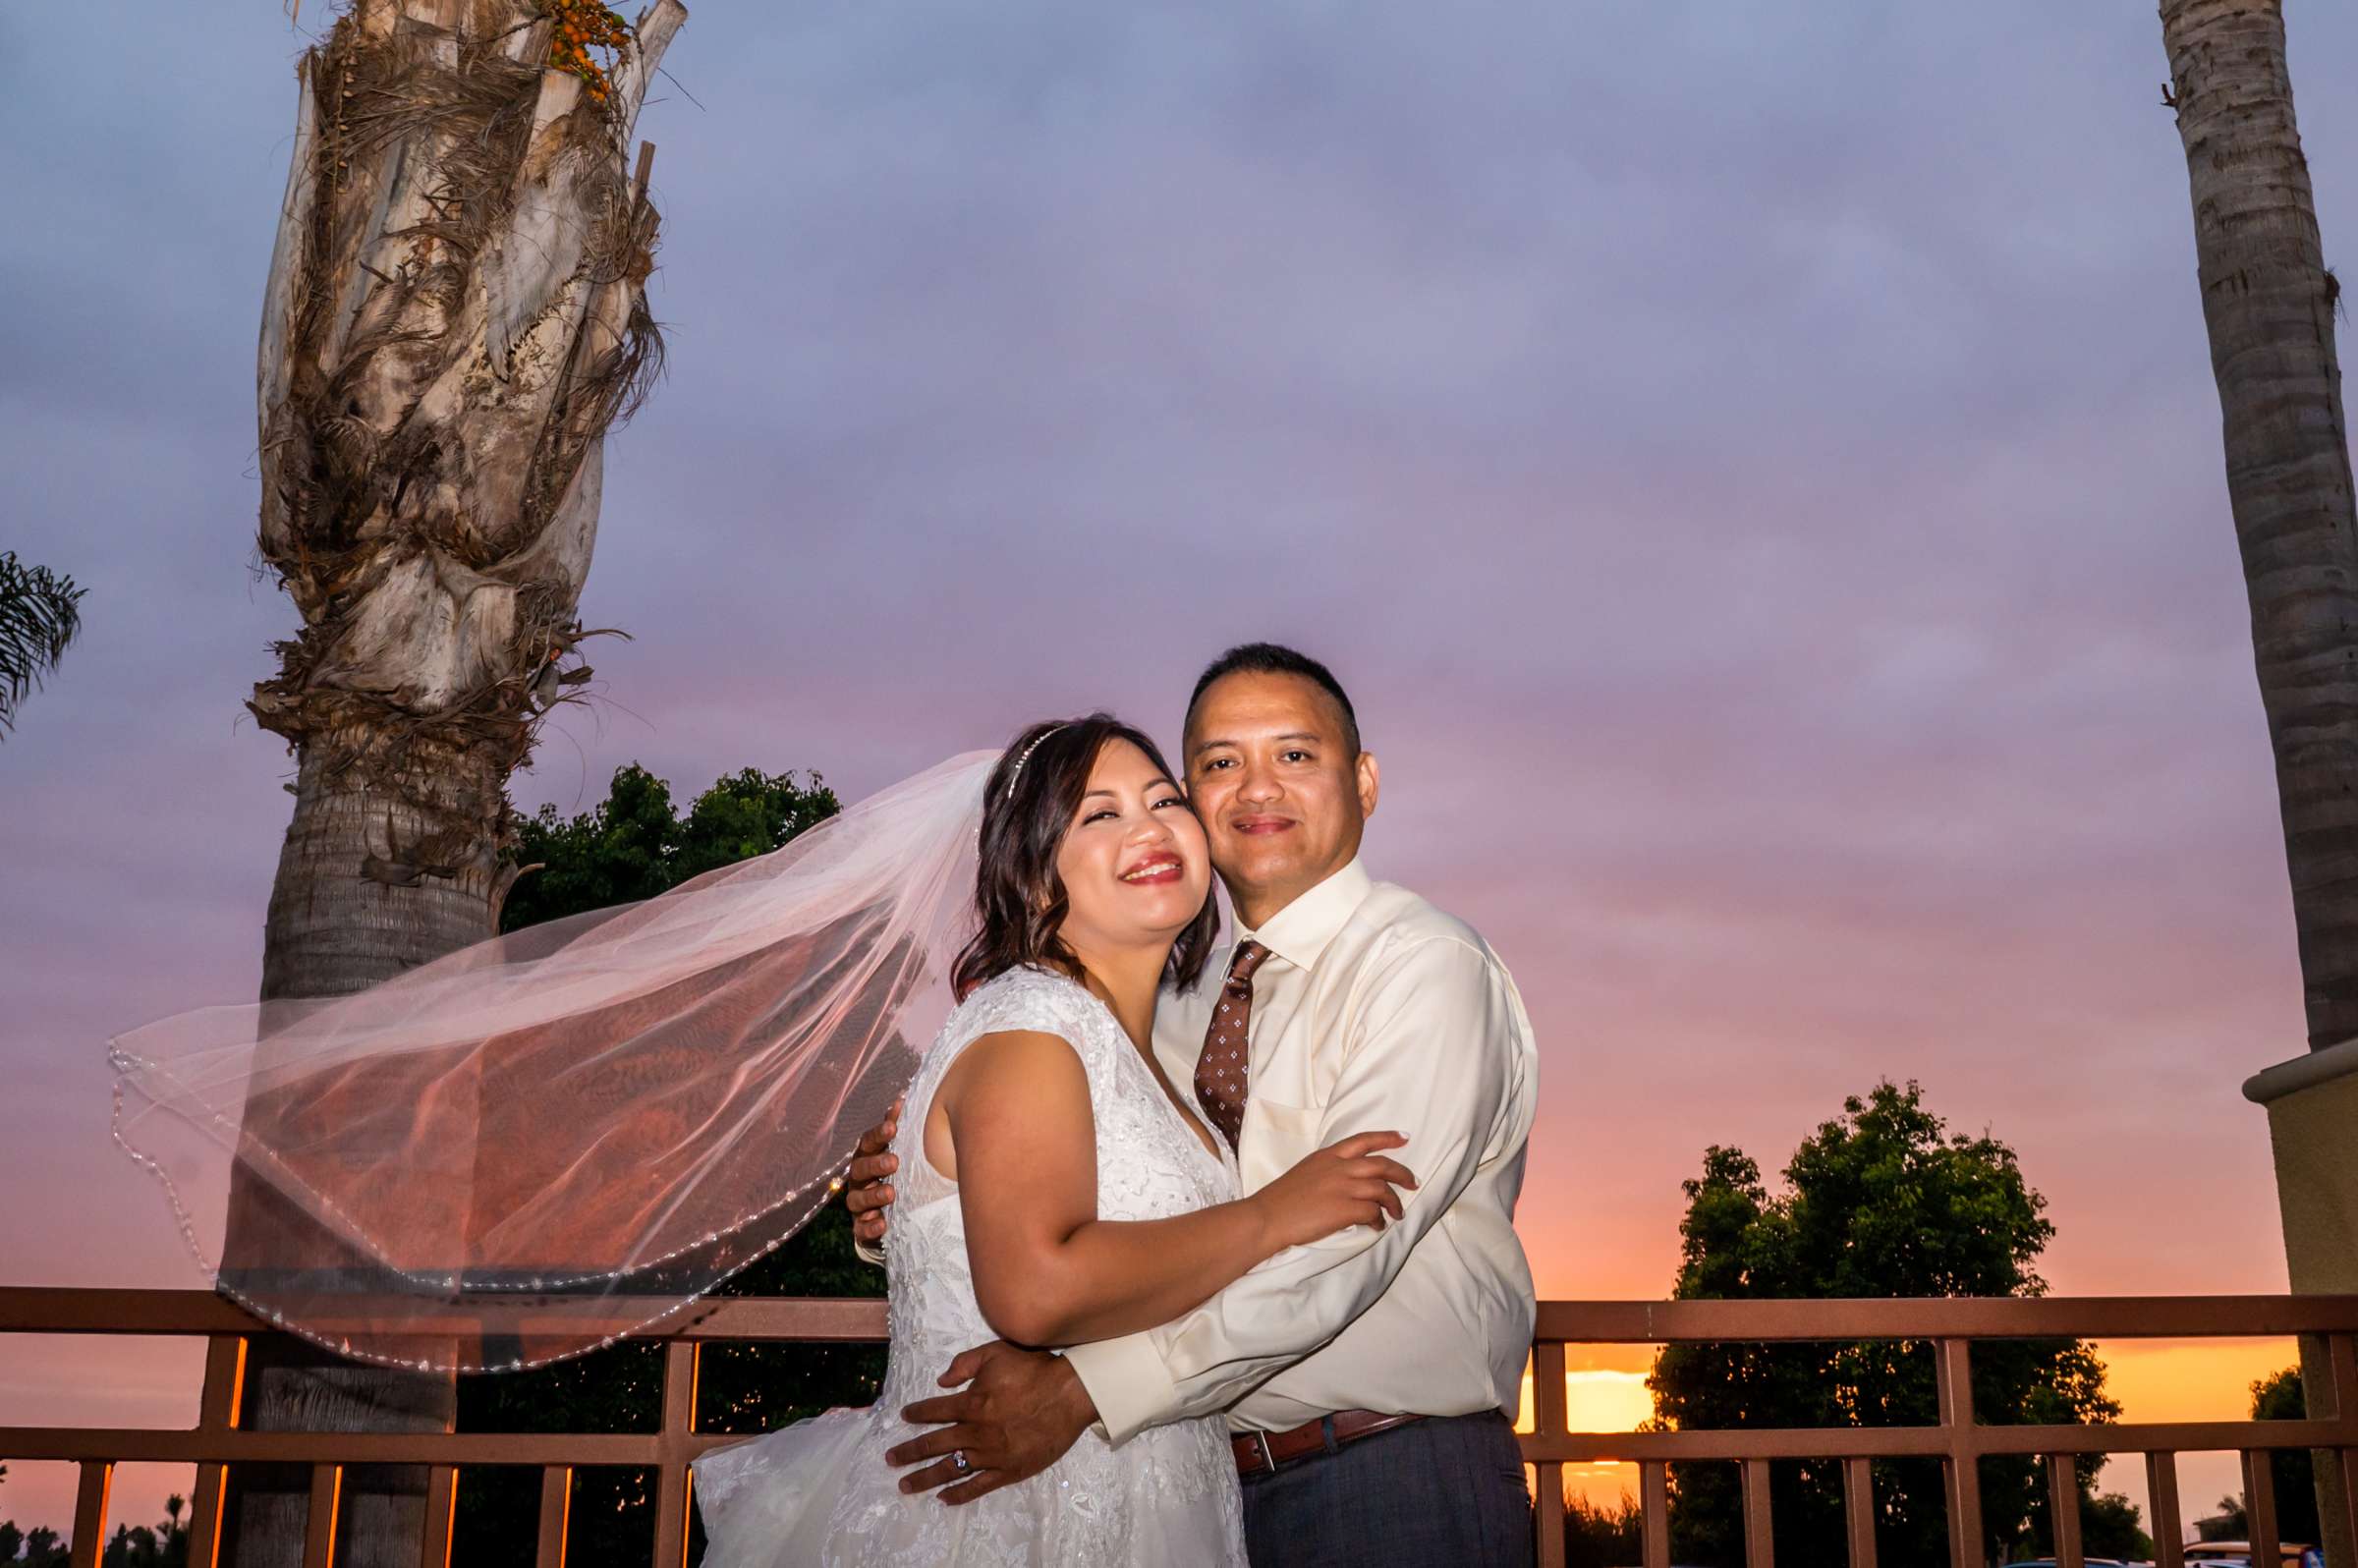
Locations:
108;751;995;1372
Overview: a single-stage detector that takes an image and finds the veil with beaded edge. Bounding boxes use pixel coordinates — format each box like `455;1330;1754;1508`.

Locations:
107;751;994;1372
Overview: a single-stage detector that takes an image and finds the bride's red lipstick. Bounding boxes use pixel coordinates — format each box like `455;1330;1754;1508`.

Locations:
1118;850;1184;884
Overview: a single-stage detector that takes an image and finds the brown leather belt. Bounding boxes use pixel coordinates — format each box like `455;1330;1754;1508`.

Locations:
1232;1410;1427;1477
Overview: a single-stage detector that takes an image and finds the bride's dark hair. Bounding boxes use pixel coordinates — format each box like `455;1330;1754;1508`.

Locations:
951;713;1220;999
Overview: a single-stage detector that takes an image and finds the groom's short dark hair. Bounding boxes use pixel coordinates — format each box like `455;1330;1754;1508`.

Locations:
1187;643;1361;756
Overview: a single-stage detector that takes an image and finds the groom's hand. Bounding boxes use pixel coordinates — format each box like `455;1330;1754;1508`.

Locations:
844;1096;902;1247
887;1340;1096;1504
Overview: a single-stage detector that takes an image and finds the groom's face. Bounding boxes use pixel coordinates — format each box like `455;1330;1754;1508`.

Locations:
1183;671;1379;927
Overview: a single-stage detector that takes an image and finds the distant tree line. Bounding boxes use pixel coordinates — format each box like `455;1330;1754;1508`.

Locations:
0;1466;190;1566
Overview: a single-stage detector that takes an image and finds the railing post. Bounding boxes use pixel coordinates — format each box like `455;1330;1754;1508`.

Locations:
1533;1341;1568;1568
1533;1461;1565;1568
2324;1332;2358;1568
2147;1451;2184;1568
536;1465;573;1568
651;1340;701;1568
1936;1339;1984;1568
1532;1341;1568;1443
2244;1447;2279;1566
1641;1459;1671;1568
189;1333;246;1568
1741;1457;1775;1568
302;1464;342;1568
68;1460;113;1568
2337;1444;2358;1568
1841;1456;1878;1568
2046;1452;2084;1568
420;1464;456;1568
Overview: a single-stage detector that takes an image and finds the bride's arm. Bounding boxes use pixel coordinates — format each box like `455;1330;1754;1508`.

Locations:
934;1029;1412;1349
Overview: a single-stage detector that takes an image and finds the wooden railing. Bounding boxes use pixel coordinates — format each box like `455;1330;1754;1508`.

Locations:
6;1288;2358;1568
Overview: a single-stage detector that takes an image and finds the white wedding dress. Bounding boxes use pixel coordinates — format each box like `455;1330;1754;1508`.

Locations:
693;967;1250;1567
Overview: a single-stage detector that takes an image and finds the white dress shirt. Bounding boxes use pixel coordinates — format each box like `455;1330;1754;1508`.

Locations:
1062;858;1540;1446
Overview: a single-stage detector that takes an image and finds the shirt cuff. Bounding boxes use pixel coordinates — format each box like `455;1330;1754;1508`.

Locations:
852;1236;886;1269
1062;1331;1179;1448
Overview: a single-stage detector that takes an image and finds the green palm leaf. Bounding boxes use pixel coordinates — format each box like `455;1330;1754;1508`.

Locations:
0;550;86;736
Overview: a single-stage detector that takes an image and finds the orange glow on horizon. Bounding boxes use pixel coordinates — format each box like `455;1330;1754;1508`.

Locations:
1508;1336;2303;1515
1517;1354;1660;1509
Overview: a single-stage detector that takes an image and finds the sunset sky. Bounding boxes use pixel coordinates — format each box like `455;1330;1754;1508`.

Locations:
7;0;2358;1541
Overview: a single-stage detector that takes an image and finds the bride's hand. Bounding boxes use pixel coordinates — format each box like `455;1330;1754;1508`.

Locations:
1247;1130;1416;1253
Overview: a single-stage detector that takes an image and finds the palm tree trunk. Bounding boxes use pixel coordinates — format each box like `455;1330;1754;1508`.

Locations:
217;746;510;1568
223;2;684;1562
2162;4;2358;1564
262;745;514;996
2160;0;2358;1052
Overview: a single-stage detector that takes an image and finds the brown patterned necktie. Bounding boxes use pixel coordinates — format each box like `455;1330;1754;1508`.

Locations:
1195;940;1271;1151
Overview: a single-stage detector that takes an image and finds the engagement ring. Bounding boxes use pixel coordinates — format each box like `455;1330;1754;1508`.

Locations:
950;1449;972;1475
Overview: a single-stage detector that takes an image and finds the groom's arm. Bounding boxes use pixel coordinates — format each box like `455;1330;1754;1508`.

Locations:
1064;935;1523;1446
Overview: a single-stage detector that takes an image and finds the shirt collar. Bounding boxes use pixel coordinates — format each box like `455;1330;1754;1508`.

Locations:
1235;858;1373;973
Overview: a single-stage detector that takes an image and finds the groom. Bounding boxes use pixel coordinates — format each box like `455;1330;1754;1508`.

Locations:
849;643;1542;1566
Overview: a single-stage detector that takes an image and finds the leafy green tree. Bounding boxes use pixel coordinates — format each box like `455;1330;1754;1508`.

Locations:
0;1462;27;1565
455;763;867;1568
1646;1081;2129;1568
2081;1488;2156;1562
0;1487;188;1567
2189;1371;2338;1552
2254;1363;2326;1546
497;763;840;931
0;550;84;737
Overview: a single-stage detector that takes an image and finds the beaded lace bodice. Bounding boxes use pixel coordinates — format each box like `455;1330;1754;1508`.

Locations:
884;964;1238;1359
705;965;1247;1566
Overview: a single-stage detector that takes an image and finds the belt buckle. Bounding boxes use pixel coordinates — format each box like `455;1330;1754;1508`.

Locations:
1250;1429;1276;1474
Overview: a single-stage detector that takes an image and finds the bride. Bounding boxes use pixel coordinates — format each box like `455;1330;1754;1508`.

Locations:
107;711;1412;1563
692;714;1414;1565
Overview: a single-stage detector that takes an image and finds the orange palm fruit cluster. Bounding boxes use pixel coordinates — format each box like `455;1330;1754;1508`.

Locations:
540;0;633;103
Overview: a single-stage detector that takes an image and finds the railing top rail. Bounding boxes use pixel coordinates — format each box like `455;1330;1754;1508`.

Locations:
0;1287;891;1341
1534;1294;2358;1341
8;1286;2358;1341
11;1415;2358;1470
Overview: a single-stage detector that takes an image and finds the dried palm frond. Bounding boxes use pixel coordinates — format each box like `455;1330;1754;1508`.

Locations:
250;0;683;851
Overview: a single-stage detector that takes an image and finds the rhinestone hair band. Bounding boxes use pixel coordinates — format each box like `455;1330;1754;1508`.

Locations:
1004;723;1070;799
